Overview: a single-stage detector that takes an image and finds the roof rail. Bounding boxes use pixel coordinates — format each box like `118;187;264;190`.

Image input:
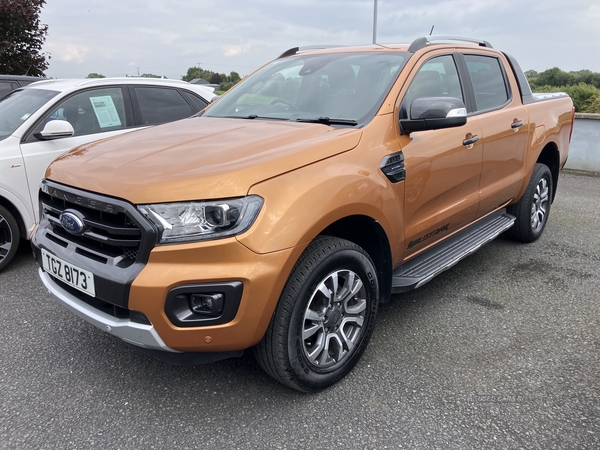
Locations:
277;45;346;59
408;35;493;53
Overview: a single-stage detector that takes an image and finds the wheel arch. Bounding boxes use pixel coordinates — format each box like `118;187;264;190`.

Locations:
536;142;560;202
0;195;27;239
319;215;393;303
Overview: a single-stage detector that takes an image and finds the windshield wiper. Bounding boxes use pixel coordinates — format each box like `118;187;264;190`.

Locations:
223;115;288;120
295;117;358;126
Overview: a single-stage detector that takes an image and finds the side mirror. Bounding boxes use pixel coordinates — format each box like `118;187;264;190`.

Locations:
34;120;75;140
400;97;467;135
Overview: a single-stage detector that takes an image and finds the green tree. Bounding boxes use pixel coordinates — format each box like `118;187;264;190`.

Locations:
209;73;223;84
0;0;49;76
182;66;214;83
229;71;241;83
87;73;105;78
534;67;572;87
583;95;600;113
524;70;538;79
140;73;162;78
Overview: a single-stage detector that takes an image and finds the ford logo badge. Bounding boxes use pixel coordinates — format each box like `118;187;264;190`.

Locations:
59;210;86;235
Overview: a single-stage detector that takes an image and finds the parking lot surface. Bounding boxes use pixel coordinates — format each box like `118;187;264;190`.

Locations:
1;171;599;449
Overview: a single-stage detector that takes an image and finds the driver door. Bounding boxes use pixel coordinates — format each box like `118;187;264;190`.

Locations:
398;53;484;259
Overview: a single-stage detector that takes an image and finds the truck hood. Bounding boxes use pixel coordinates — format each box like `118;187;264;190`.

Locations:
47;117;362;204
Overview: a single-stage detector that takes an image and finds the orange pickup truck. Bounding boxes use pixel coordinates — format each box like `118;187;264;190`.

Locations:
32;36;574;392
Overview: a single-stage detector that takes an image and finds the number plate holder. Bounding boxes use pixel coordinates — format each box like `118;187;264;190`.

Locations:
41;249;96;297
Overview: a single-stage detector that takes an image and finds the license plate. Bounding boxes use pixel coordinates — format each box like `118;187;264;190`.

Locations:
41;249;96;296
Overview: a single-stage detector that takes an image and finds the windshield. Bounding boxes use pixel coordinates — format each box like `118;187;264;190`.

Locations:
0;88;59;141
204;52;409;125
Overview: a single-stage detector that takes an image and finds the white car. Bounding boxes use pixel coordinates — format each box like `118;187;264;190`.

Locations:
0;77;216;271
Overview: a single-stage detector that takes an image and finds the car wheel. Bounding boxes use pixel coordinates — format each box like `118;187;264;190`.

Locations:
254;236;379;392
506;163;553;243
0;205;20;272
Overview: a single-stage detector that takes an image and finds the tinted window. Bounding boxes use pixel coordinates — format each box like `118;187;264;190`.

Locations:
464;55;509;111
31;87;127;138
134;87;194;125
182;91;209;111
402;55;463;118
0;82;13;98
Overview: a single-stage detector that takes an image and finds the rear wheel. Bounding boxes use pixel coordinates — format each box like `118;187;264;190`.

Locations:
0;205;20;272
506;163;553;243
254;236;379;392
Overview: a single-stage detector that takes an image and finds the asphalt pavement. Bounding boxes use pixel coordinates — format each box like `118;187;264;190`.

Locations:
1;171;599;449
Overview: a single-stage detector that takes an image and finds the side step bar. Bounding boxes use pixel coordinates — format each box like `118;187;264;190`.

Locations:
391;210;515;294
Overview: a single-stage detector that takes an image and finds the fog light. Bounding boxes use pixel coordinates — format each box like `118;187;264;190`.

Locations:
189;293;224;315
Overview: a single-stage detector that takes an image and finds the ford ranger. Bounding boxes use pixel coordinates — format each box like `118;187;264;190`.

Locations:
32;36;574;392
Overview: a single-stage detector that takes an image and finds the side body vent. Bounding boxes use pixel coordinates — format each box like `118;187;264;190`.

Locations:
380;152;406;183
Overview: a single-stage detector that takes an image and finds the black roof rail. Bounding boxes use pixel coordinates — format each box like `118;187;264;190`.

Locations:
277;45;346;59
408;35;493;53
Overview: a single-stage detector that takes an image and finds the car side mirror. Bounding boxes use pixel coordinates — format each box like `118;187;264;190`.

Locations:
34;120;75;140
399;97;467;135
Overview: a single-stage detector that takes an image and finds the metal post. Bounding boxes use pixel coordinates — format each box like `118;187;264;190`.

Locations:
373;0;378;44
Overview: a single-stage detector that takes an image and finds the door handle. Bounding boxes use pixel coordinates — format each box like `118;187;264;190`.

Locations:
463;135;479;146
511;120;524;129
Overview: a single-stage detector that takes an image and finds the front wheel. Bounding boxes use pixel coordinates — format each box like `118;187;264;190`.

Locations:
0;205;20;272
254;236;379;392
506;163;553;243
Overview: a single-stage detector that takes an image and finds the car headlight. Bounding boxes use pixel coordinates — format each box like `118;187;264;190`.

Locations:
138;196;263;243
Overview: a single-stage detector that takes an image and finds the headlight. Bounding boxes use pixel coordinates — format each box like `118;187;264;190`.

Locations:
138;196;263;243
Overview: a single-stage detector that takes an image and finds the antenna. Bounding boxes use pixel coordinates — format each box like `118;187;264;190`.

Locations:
429;25;435;36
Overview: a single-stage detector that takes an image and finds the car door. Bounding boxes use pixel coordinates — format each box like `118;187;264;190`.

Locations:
19;86;135;223
397;52;484;258
461;53;529;216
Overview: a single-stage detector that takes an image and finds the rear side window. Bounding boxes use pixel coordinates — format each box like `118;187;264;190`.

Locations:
0;82;14;98
133;87;194;125
464;55;509;111
181;90;209;111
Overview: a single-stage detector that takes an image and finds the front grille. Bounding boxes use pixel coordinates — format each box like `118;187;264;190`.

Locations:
39;183;148;268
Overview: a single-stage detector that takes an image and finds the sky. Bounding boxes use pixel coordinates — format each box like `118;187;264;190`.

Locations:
39;0;600;80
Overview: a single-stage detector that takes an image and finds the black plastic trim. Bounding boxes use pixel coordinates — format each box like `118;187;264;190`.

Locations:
503;52;535;105
33;180;157;309
165;282;243;327
380;152;406;183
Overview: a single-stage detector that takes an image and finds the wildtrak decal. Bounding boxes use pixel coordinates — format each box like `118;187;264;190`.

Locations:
407;223;450;249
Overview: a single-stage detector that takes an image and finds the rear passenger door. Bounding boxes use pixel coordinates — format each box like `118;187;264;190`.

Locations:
461;53;529;216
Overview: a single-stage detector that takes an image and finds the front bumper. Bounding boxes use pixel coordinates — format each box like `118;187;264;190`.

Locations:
39;268;174;352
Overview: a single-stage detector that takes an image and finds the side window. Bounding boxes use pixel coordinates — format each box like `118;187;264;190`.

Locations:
133;87;194;125
0;82;14;98
402;55;463;118
181;91;209;111
464;55;509;111
31;87;127;138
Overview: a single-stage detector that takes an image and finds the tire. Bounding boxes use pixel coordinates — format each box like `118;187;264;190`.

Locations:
506;163;553;243
0;204;20;272
254;236;379;392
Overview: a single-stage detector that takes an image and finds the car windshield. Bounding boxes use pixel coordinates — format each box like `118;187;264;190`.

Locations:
0;88;59;141
204;52;409;125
